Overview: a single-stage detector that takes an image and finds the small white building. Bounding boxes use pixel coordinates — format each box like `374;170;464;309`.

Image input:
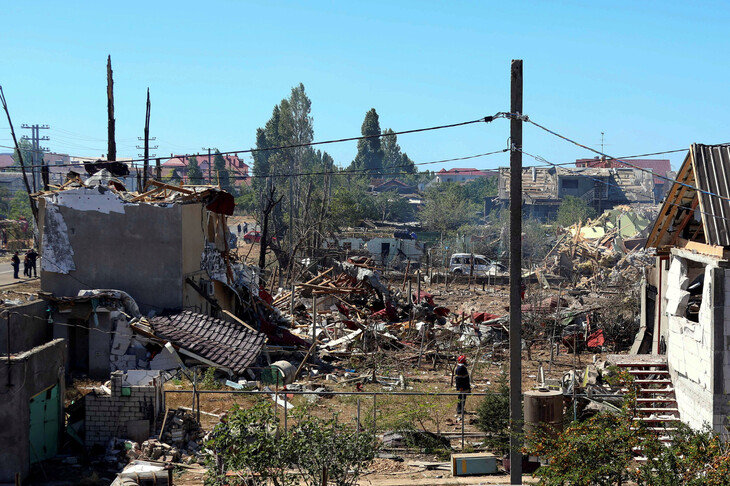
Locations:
365;237;423;266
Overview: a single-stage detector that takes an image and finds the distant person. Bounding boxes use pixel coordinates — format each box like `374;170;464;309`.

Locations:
243;222;248;234
27;249;38;277
11;251;20;279
455;355;471;417
23;253;30;277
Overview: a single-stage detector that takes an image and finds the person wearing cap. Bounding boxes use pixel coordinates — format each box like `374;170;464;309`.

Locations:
455;355;471;416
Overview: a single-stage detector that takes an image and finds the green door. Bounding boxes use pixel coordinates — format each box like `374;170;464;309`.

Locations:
29;385;60;464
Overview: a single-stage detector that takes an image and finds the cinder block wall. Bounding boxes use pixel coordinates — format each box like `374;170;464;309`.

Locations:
85;371;160;447
667;261;716;430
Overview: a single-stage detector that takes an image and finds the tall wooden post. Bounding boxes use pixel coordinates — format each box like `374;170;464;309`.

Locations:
509;59;524;485
107;55;116;161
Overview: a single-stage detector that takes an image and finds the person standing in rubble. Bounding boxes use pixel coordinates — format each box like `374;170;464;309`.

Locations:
455;355;471;417
11;251;20;279
26;248;38;277
23;252;30;277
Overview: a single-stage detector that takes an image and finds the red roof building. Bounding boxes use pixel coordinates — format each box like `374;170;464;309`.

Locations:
161;154;249;184
434;167;497;183
0;154;15;169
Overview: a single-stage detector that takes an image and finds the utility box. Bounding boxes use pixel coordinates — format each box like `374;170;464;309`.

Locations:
451;453;497;476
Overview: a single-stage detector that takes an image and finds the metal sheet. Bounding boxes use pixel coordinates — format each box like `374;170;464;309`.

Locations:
692;144;730;246
29;384;60;464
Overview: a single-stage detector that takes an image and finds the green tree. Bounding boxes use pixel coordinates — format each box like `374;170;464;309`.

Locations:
9;190;32;221
163;169;182;185
419;183;479;233
350;108;384;177
373;190;414;222
213;150;233;193
0;186;12;219
557;195;596;227
187;156;203;184
12;139;35;168
234;184;257;215
381;128;415;176
329;181;376;228
476;369;510;455
205;401;291;486
461;176;498;205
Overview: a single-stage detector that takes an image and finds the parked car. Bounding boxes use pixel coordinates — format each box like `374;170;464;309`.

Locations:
243;231;262;244
449;253;506;276
243;231;276;244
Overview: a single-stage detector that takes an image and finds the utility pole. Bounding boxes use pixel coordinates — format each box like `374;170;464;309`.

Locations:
509;59;523;485
20;124;49;192
202;147;214;185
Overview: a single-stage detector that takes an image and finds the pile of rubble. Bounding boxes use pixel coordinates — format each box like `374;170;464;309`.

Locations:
540;206;657;289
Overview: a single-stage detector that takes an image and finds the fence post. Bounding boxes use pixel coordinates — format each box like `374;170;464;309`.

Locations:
357;398;361;434
461;403;465;450
372;393;377;435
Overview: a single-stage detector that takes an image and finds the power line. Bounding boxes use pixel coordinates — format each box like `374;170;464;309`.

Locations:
518;148;730;225
4;113;510;166
522;116;730;204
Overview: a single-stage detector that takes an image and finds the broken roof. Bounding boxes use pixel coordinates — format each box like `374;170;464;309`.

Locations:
646;144;730;250
144;311;266;376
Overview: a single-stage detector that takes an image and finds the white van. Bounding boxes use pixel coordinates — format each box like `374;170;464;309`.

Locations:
449;253;505;276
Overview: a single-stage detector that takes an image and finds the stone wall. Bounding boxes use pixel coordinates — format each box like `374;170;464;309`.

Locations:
85;371;164;447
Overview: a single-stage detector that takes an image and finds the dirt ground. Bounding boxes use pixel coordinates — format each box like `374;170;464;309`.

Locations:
51;255;605;485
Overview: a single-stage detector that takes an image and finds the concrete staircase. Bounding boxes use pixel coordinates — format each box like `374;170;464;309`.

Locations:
608;355;680;460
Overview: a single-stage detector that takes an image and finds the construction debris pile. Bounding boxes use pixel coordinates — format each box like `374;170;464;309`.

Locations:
539;206;657;289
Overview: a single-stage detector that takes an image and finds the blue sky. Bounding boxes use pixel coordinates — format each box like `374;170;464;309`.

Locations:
2;1;729;173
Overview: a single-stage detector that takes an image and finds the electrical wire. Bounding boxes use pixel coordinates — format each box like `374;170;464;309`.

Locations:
522;116;730;204
518;148;730;225
2;113;509;166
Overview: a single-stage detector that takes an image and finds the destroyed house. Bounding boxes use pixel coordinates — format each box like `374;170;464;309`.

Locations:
497;166;656;220
35;179;277;378
38;181;241;316
641;143;730;436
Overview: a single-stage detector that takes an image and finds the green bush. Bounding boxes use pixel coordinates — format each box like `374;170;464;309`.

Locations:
205;400;378;486
476;369;510;455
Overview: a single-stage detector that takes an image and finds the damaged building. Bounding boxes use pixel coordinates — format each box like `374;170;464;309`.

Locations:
29;173;308;376
497;165;657;220
640;143;730;436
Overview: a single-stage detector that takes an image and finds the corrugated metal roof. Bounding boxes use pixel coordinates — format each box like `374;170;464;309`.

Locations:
691;144;730;246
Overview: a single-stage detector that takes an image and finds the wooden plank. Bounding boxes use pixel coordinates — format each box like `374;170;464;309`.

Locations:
147;179;196;195
646;152;693;248
129;186;164;202
676;238;728;259
222;309;261;335
669;197;699;245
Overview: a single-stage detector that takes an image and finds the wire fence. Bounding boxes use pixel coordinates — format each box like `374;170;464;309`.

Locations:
163;388;624;451
165;388;499;450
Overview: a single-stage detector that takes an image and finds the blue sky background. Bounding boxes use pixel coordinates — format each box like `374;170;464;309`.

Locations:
2;1;729;173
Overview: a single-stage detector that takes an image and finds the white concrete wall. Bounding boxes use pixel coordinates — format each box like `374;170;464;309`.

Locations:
666;261;715;431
